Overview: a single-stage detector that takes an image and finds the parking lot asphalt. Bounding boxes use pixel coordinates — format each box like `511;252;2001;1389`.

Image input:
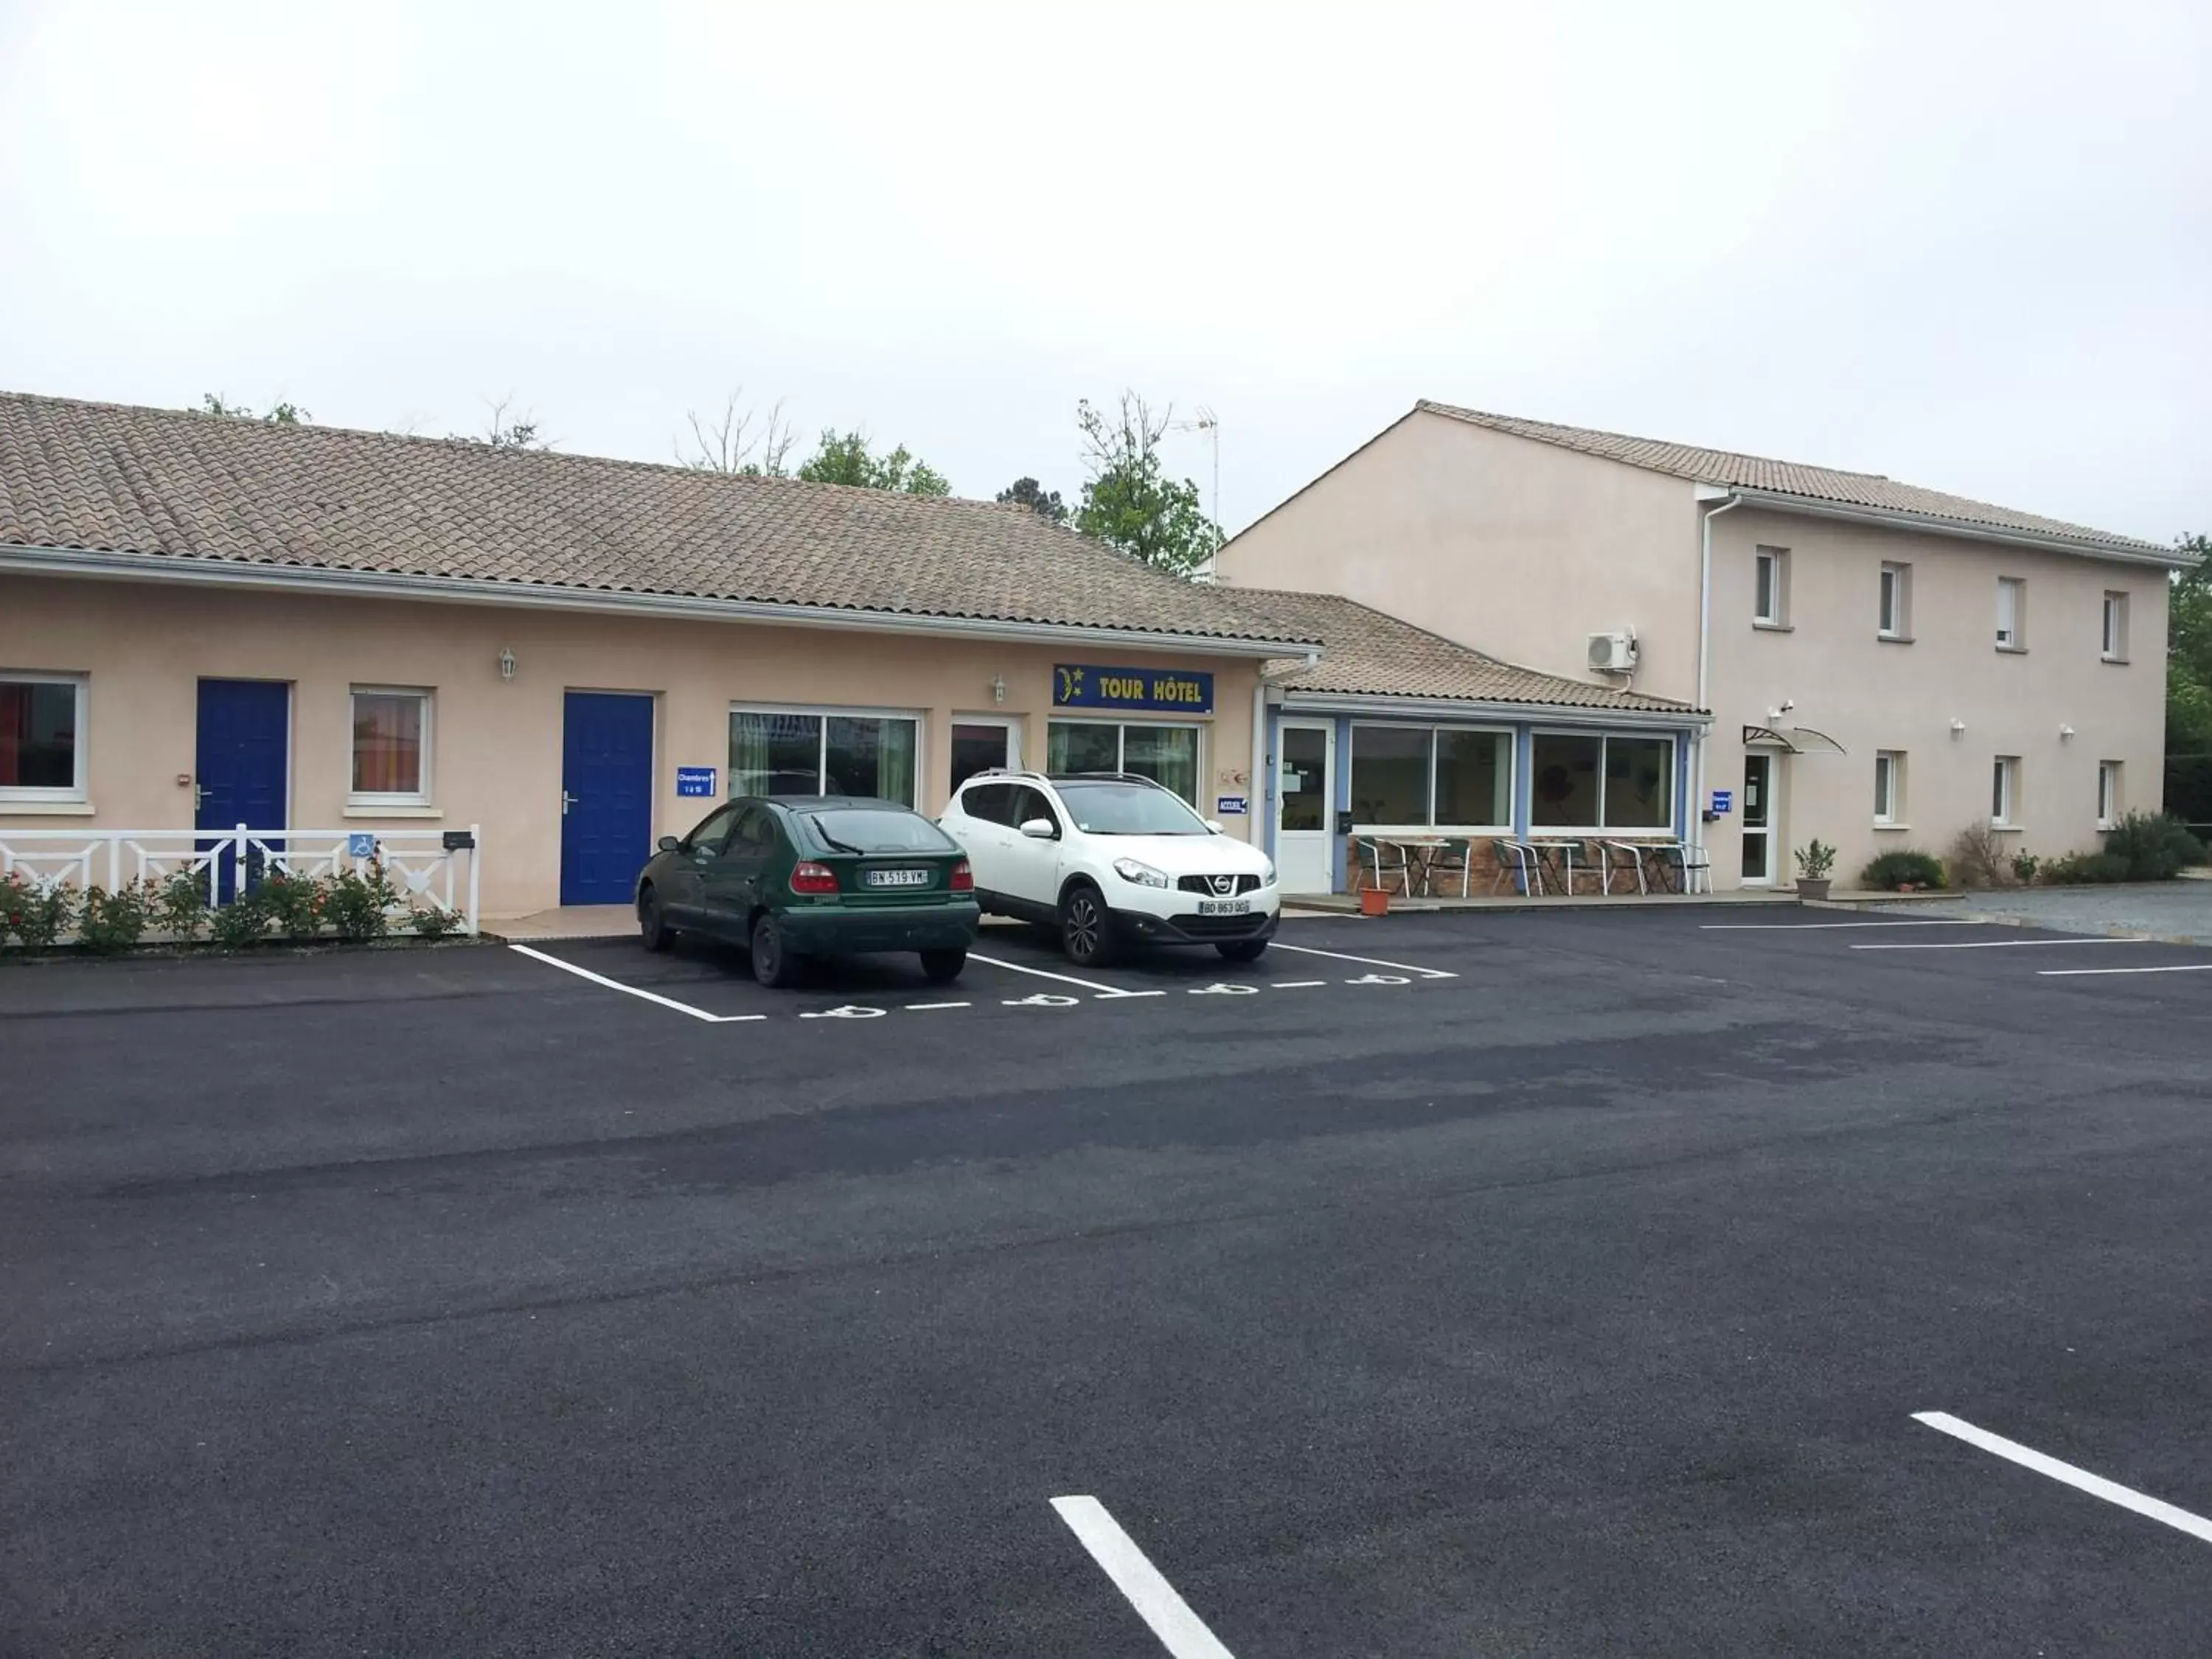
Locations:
4;908;2210;1657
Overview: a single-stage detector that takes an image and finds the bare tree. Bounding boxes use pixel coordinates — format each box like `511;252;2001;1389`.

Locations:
451;394;552;451
678;389;796;476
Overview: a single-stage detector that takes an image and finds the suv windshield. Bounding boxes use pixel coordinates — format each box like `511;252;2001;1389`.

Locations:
1053;779;1209;835
806;809;956;855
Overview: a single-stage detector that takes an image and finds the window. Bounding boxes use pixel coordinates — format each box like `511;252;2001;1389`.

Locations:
0;672;88;801
1878;563;1912;639
1996;577;2027;650
2101;592;2129;661
1754;548;1788;627
349;688;431;804
957;782;1015;826
1046;720;1200;803
2098;761;2122;828
1992;755;2020;827
1346;726;1512;828
682;801;746;852
1874;750;1904;825
1530;732;1677;830
728;707;919;804
1009;785;1062;834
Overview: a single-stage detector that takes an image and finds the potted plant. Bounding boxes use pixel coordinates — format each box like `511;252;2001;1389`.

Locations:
1792;839;1837;901
1359;881;1391;917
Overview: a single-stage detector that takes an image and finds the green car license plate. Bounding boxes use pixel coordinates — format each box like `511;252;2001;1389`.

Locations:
865;868;933;888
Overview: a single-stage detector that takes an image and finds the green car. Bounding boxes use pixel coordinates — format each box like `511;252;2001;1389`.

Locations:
634;796;981;988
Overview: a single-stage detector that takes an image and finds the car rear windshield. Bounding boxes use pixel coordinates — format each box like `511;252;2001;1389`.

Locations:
804;809;958;855
1054;781;1209;835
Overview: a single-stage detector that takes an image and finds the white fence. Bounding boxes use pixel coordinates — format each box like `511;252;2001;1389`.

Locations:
0;824;481;936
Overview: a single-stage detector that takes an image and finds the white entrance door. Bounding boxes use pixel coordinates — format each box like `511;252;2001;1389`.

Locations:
1275;720;1336;894
950;716;1021;797
1741;753;1780;885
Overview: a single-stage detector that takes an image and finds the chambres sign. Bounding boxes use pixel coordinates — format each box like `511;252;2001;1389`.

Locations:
1052;665;1214;714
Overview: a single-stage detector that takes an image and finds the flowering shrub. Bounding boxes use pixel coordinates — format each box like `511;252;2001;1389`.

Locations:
159;870;211;942
408;904;462;939
260;869;327;942
326;863;400;941
207;887;273;950
2;872;77;950
77;881;158;955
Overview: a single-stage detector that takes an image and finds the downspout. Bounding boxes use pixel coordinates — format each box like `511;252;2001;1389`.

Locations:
1250;649;1321;850
1694;492;1745;872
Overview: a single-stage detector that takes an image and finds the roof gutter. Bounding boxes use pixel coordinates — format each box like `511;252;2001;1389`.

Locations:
1279;690;1706;732
1726;490;2188;568
0;543;1319;660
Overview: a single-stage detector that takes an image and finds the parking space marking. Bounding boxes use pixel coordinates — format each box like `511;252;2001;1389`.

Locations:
506;945;768;1023
2037;962;2212;978
1273;980;1327;989
1700;920;1989;931
1850;938;2144;952
905;1001;970;1011
1268;941;1456;978
967;951;1166;998
1913;1411;2212;1545
1049;1495;1237;1659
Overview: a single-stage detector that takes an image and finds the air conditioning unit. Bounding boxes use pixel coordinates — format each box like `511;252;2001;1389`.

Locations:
1587;630;1639;673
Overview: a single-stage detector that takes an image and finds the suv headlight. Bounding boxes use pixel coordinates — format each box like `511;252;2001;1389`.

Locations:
1112;856;1171;889
1260;858;1277;886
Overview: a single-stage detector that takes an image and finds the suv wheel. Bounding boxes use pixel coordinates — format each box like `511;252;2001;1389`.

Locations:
1060;882;1116;968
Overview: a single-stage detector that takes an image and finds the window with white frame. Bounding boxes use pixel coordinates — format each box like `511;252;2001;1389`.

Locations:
1044;720;1202;803
1878;563;1912;639
728;706;920;804
1753;547;1788;627
1874;750;1905;825
2101;591;2129;661
1996;577;2027;650
2098;760;2122;827
0;672;88;801
1346;725;1512;828
1992;755;2020;827
349;688;433;805
1529;731;1676;830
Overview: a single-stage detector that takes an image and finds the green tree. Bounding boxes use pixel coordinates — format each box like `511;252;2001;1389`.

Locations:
196;394;310;423
795;430;950;495
2171;534;2212;754
995;477;1068;524
1072;394;1219;579
451;396;550;451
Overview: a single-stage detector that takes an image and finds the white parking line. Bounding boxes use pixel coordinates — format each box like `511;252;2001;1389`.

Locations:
2037;962;2212;978
1913;1411;2212;1545
507;945;767;1023
967;951;1166;998
1050;1496;1236;1659
905;1001;970;1011
1700;920;1989;931
1850;938;2144;952
1272;980;1327;989
1267;941;1455;978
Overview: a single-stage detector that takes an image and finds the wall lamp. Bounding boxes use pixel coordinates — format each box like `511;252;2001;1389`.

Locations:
1949;719;1966;739
2059;724;2076;742
991;673;1006;705
498;646;517;681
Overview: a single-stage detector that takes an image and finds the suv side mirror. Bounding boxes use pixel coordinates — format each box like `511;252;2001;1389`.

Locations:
658;835;681;852
1018;818;1057;840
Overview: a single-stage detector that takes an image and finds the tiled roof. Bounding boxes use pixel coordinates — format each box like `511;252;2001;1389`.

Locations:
1222;587;1694;713
0;392;1311;644
1418;401;2170;555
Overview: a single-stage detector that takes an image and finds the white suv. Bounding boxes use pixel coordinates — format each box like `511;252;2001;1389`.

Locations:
940;771;1279;967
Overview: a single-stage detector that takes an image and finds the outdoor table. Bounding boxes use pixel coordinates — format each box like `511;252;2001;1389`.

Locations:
1526;839;1587;896
1389;837;1453;898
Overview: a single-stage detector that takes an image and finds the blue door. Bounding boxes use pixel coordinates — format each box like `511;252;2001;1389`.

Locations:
195;679;291;900
560;692;655;905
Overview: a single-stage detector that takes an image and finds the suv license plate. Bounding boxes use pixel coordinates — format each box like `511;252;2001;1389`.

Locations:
1196;898;1251;916
866;868;932;888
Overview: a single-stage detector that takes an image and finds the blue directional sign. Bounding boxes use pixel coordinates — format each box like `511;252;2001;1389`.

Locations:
675;766;717;798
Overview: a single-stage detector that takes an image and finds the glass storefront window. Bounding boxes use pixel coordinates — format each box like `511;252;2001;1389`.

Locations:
1349;725;1428;824
1531;732;1675;830
1433;729;1509;826
1349;725;1512;827
729;708;920;805
1046;721;1201;804
1604;735;1672;829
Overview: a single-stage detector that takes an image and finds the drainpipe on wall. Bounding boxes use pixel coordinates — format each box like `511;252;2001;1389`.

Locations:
1694;490;1745;870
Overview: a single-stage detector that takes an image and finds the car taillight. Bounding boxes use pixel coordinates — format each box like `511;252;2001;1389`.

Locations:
789;861;839;894
949;859;974;892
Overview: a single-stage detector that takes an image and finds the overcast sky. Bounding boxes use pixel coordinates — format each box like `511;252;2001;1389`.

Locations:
2;0;2205;543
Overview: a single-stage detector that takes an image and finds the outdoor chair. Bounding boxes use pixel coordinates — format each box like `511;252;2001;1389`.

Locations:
1353;835;1413;895
1426;838;1474;898
1600;840;1649;896
1489;838;1543;896
1652;840;1712;894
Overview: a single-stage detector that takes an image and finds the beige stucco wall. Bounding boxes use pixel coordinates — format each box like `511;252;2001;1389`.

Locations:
1700;510;2170;888
0;575;1264;918
1215;409;1706;700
